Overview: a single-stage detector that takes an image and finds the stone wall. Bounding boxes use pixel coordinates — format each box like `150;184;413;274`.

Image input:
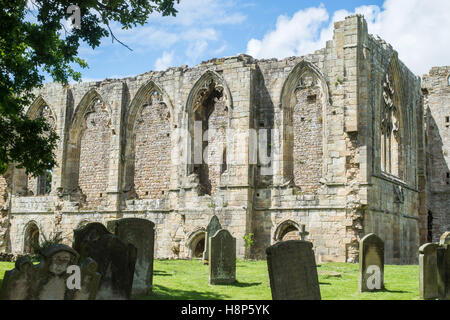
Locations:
0;15;434;265
423;66;450;241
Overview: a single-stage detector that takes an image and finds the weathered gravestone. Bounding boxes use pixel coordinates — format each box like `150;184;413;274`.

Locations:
419;243;439;299
209;229;236;285
203;215;222;264
266;241;321;300
0;244;101;300
437;232;450;300
358;233;384;292
0;256;34;299
73;222;137;300
107;218;155;296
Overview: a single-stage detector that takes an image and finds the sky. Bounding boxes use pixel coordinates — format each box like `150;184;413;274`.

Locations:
69;0;450;82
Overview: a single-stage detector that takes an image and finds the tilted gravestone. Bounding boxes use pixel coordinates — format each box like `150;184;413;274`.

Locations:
266;240;321;300
419;243;439;299
0;244;101;300
209;229;236;285
107;218;155;296
203;215;222;264
358;233;384;292
73;222;137;300
437;232;450;300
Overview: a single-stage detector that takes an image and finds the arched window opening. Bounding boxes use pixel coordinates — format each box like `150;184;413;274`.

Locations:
131;89;171;200
282;64;325;193
189;78;228;196
68;94;111;209
381;72;401;177
17;102;56;196
24;223;40;254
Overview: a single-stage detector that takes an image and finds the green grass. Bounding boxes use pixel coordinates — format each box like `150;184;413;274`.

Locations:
0;260;420;300
137;260;420;300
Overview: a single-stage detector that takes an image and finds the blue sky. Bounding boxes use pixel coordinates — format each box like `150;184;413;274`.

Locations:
70;0;448;81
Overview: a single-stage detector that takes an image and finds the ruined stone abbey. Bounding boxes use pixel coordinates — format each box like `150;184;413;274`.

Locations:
0;15;448;265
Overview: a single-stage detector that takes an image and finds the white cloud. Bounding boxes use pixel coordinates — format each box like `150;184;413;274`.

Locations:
247;5;329;60
246;0;450;75
155;51;175;71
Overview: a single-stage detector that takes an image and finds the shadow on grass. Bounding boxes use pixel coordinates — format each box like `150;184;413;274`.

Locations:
380;288;409;294
154;270;172;277
137;284;229;300
230;281;262;288
319;282;332;286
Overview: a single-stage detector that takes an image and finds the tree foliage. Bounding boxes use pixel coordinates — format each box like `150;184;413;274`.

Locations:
0;0;178;176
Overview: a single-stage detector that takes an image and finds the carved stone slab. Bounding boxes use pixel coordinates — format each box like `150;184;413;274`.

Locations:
358;233;384;292
266;240;321;300
73;223;137;300
107;218;155;296
209;229;236;285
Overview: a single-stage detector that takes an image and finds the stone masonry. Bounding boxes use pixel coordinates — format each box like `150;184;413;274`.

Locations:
423;67;450;243
0;15;447;264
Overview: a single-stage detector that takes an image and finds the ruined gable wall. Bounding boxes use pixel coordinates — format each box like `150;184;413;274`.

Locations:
249;17;367;262
362;32;423;264
423;66;450;241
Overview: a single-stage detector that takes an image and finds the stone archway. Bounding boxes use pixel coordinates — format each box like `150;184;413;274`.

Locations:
24;223;40;254
186;229;206;259
274;220;301;242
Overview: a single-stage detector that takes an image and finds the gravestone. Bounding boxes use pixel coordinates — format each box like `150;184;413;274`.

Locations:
0;256;35;300
358;233;384;292
437;232;450;300
74;257;102;300
107;218;155;296
419;243;439;299
73;222;137;300
203;215;222;264
209;229;236;285
266;240;321;300
0;244;101;300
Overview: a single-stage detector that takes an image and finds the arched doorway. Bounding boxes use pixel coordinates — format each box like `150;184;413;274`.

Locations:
187;230;206;259
24;223;40;254
274;220;301;242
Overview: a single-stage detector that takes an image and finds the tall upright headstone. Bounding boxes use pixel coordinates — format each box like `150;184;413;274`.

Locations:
209;229;236;285
107;218;155;296
266;240;321;300
358;233;384;292
437;232;450;300
203;215;222;264
419;243;439;299
73;223;137;300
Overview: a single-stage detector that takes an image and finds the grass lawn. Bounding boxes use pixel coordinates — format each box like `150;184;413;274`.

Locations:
0;260;420;300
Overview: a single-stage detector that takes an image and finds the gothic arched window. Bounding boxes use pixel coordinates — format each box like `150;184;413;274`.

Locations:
381;72;401;177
